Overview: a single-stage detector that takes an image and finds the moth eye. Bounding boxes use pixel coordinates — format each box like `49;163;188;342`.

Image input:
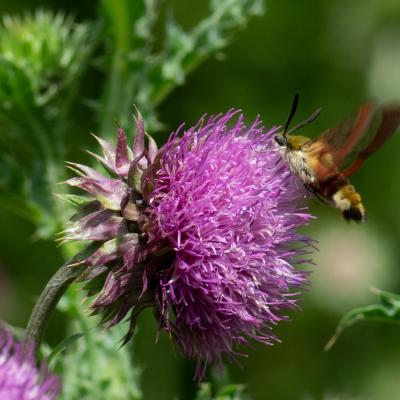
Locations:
275;135;287;146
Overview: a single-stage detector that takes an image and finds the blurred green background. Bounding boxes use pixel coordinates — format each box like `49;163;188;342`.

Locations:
0;0;400;399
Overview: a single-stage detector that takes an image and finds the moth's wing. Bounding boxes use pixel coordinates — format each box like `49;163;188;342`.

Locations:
317;102;374;147
302;139;338;181
329;101;378;168
342;103;400;177
302;101;378;181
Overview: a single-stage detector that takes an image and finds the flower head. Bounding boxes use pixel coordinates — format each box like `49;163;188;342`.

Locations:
0;327;60;400
64;110;314;377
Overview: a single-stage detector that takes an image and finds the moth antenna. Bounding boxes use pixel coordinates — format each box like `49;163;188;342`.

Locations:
284;93;300;136
288;107;322;134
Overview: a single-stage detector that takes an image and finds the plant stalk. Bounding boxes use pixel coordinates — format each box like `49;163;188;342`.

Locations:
24;244;97;355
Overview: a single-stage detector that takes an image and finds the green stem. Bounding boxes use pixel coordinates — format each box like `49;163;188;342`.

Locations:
24;244;96;355
100;0;131;138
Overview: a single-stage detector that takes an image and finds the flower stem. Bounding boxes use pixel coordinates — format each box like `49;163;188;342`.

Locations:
24;244;97;355
99;0;131;138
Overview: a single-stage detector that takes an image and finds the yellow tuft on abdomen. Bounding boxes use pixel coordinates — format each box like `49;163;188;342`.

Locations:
333;185;366;222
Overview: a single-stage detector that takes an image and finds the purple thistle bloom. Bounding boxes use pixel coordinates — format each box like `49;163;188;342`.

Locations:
63;110;314;378
0;327;60;400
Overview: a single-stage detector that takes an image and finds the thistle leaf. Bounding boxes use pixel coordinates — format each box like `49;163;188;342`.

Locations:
58;318;142;400
99;0;264;134
146;0;265;106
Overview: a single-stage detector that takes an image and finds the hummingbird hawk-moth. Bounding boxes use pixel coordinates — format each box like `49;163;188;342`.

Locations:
275;94;400;222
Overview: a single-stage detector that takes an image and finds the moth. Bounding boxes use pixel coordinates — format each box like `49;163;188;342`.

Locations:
275;94;400;222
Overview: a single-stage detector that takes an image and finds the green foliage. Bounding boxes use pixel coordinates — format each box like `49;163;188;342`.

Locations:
326;288;400;351
0;11;97;237
58;323;142;400
99;0;264;134
57;291;142;400
149;0;265;104
195;383;250;400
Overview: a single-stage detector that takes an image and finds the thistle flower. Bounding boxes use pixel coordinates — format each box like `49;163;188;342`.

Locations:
0;327;60;400
63;110;314;377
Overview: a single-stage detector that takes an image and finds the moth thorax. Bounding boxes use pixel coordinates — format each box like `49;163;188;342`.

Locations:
283;148;316;185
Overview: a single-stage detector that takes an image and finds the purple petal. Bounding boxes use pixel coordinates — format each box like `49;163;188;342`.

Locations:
145;111;314;375
0;327;61;399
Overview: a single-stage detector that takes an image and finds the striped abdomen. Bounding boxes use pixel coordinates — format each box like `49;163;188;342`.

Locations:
317;174;366;222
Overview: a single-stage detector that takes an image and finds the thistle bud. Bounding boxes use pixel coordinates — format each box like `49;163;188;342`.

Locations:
0;11;94;117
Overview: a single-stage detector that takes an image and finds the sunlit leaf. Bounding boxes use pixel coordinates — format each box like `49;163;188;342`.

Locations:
325;287;400;351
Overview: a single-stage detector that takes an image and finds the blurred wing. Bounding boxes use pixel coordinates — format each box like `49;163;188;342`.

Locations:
342;103;400;177
302;101;378;180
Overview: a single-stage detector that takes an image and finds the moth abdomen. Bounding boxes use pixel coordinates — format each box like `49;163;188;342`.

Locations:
320;175;366;222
